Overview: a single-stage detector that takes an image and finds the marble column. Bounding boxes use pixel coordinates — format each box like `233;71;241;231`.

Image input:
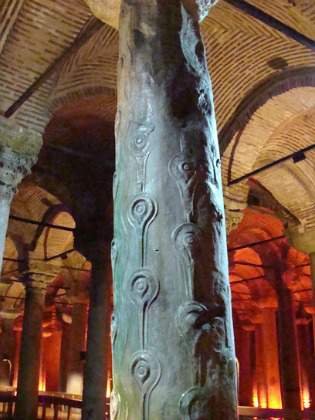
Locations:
82;245;112;420
0;117;42;274
276;278;301;410
15;275;46;420
112;1;237;419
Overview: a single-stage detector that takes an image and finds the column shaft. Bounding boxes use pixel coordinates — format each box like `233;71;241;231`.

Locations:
67;303;87;395
261;309;282;408
113;1;237;418
277;284;301;410
255;326;268;408
15;285;45;420
82;254;111;420
237;327;254;406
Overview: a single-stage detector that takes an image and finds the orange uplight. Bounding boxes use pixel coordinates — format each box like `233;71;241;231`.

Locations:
253;386;259;408
106;378;111;398
268;393;282;409
302;387;311;409
38;378;46;392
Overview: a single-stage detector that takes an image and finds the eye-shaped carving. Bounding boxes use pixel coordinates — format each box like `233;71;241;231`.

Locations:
131;351;161;392
129;122;155;157
129;269;160;348
128;195;157;231
179;386;211;420
173;223;202;256
176;301;225;337
130;350;161;419
129;269;159;307
172;223;202;297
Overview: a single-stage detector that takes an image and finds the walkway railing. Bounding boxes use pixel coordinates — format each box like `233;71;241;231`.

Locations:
239;405;315;419
0;392;314;419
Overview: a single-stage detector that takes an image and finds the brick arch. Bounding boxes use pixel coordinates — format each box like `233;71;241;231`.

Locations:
222;68;315;222
219;66;315;155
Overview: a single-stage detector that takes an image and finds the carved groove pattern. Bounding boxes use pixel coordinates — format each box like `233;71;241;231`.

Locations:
130;350;161;420
128;122;155;192
128;194;157;266
172;223;202;298
129;269;159;348
179;386;211;420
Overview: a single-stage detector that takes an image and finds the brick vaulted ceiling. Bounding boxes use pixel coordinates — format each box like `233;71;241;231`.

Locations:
0;0;315;230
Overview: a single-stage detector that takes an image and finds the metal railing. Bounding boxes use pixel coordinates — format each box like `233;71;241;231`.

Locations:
0;393;314;419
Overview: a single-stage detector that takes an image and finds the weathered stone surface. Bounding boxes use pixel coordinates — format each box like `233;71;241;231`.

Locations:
112;1;237;419
183;0;219;21
84;0;218;28
0;118;42;274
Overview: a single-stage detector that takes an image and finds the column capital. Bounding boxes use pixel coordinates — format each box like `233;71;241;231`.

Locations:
23;262;59;292
0;117;42;200
287;227;315;255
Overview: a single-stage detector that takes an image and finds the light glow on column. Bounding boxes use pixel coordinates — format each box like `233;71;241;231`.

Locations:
67;373;83;396
302;386;311;409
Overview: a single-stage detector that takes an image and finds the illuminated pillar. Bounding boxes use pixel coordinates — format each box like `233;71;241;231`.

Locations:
66;303;88;395
261;308;282;408
0;117;42;274
237;324;254;406
297;321;315;412
276;281;301;410
15;275;46;420
255;324;268;408
112;1;237;419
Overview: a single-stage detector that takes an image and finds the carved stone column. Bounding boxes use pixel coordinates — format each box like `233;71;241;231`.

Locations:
15;274;47;420
0;117;42;273
112;1;237;419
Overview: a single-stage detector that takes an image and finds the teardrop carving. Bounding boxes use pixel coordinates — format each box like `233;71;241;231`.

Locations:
129;269;159;348
128;194;158;265
130;350;161;420
172;223;202;297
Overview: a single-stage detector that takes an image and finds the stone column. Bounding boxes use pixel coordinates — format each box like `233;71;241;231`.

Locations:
276;277;301;410
260;308;282;408
0;117;42;274
66;302;88;395
15;275;47;420
288;229;315;305
236;324;254;406
81;244;112;420
254;324;268;408
297;320;315;413
112;1;237;419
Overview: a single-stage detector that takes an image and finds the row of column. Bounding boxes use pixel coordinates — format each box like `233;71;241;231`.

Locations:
0;117;112;419
236;278;315;414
